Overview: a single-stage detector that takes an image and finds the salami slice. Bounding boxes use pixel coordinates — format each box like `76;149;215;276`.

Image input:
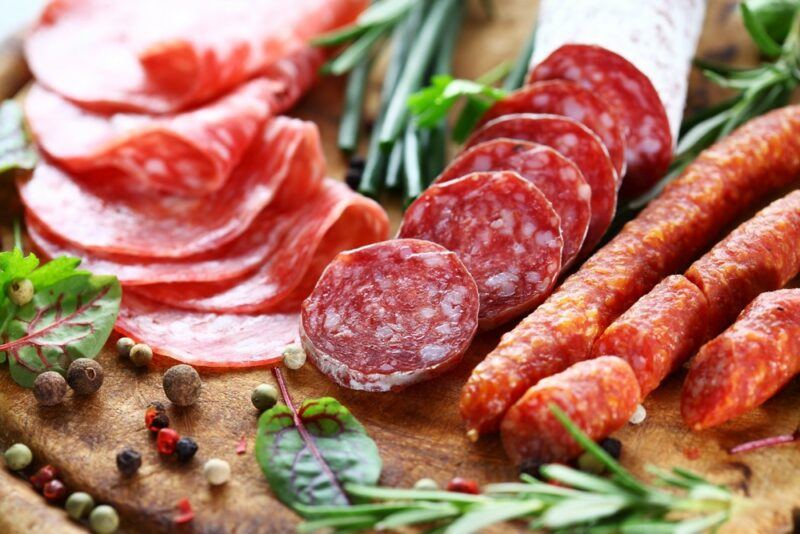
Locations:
479;81;626;179
435;140;591;270
500;356;640;464
300;239;480;392
682;289;800;430
593;275;709;398
461;106;800;437
400;172;563;329
19;117;324;258
26;0;365;113
466;114;616;254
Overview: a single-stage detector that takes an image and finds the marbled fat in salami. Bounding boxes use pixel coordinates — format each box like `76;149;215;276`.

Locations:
300;239;480;392
400;171;563;329
435;140;590;270
466;114;616;254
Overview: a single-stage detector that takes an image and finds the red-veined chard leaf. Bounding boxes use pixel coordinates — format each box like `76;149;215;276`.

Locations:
255;396;382;513
0;100;37;174
0;273;121;387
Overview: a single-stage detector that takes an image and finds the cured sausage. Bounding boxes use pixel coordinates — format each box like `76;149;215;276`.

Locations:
300;239;480;392
592;275;709;398
478;80;626;178
399;171;563;329
435;139;591;270
684;190;800;335
466;114;616;254
528;0;706;195
461;105;800;437
26;0;365;113
682;289;800;430
500;356;640;464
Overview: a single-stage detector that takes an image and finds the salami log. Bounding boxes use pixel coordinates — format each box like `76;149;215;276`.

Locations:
479;80;626;178
461;105;800;437
682;289;800;430
300;239;480;392
500;356;640;464
466;114;616;253
399;171;563;329
528;0;706;195
592;275;709;398
435;140;590;270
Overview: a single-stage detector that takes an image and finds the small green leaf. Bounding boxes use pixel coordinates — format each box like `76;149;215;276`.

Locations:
539;464;623;495
375;503;460;529
744;0;800;45
741;2;785;56
256;397;382;512
445;500;543;534
0;248;40;294
0;101;37;174
539;495;629;529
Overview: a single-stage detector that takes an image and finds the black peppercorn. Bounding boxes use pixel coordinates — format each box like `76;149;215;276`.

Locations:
148;413;170;433
175;437;199;462
599;437;622;460
66;358;104;395
116;448;142;476
517;458;544;479
344;156;365;191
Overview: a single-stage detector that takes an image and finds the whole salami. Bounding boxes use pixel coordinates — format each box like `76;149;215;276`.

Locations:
399;171;563;329
461;105;800;437
682;289;800;430
300;239;480;392
500;356;640;464
435;140;591;270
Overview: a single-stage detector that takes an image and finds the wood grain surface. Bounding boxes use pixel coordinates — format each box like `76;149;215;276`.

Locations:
1;1;798;533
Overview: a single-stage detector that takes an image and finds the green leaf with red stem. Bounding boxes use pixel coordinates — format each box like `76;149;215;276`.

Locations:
0;100;37;174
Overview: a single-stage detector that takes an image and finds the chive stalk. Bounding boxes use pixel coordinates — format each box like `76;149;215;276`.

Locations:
403;125;424;205
384;139;405;191
323;24;389;76
338;58;374;153
503;29;536;91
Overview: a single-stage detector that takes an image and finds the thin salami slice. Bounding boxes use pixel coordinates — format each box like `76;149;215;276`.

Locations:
435;139;590;271
500;356;640;464
19;117;324;258
300;239;480;392
479;80;626;179
682;289;800;430
400;171;563;329
466;114;616;254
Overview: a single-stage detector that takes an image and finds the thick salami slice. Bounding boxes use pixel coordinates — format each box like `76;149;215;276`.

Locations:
593;275;709;398
400;171;563;329
435;140;591;270
479;81;626;178
300;239;480;392
466;114;616;254
19;117;324;258
682;289;800;430
684;190;800;335
461;106;800;437
500;356;640;464
26;0;365;113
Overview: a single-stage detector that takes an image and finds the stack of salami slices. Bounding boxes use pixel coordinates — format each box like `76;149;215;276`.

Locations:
18;0;390;367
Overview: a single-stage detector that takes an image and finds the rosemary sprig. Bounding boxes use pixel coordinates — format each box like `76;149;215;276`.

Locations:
297;405;735;533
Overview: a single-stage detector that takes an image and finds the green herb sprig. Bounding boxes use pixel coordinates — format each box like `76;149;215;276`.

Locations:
296;406;735;533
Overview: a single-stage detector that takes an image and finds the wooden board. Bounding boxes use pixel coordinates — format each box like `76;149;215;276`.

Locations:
1;1;798;532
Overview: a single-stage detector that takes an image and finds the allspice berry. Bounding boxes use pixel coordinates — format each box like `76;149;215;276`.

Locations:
282;344;307;370
33;371;67;406
251;383;278;412
7;278;34;306
67;359;104;395
163;364;201;406
129;343;153;367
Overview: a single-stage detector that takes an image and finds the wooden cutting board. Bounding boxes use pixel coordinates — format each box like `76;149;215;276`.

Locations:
1;1;798;532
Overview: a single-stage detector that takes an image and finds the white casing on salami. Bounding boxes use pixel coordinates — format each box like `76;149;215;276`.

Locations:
530;0;706;145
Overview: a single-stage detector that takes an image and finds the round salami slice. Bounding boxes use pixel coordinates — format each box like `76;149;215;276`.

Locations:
466;114;616;254
479;80;626;179
435;139;590;270
300;239;480;392
399;171;563;329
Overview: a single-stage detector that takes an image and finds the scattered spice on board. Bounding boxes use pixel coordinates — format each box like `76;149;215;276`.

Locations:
175;437;199;463
236;434;247;455
116;337;135;357
129;343;153;367
43;479;68;502
203;458;231;486
33;371;67;406
4;443;32;470
446;477;480;494
116;448;142;476
89;504;119;534
174;498;194;524
163;364;202;406
30;465;59;491
65;492;95;520
157;428;180;455
67;358;104;395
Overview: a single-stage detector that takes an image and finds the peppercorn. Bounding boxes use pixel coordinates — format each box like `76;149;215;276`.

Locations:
163;364;201;406
577;450;606;475
30;465;59;491
518;458;544;479
251;383;279;412
129;343;153;367
157;428;180;455
43;479;68;502
175;437;198;462
115;337;135;358
33;371;67;406
67;358;104;395
413;478;439;490
345;156;365;190
629;403;647;425
144;401;167;429
89;504;119;534
4;443;32;471
148;413;170;433
599;437;622;460
66;492;95;520
7;278;34;306
282;344;307;370
446;477;480;494
116;448;142;476
203;458;231;486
